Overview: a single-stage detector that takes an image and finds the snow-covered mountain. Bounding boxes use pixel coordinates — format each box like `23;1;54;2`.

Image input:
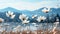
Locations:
0;7;60;23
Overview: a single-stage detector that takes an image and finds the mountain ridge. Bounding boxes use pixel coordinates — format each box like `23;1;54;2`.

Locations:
0;7;60;16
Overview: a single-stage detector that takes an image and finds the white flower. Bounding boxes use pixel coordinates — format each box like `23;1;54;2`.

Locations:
22;20;29;24
37;16;46;22
42;8;50;13
32;15;37;19
19;14;29;24
6;11;15;19
19;14;28;21
0;18;4;23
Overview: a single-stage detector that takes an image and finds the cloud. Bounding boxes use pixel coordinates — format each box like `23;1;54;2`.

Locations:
0;0;55;3
0;0;60;11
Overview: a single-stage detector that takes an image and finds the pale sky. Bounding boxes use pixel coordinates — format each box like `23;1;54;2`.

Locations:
0;0;60;11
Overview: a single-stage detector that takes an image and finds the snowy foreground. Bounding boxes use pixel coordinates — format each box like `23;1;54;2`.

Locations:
0;29;60;34
0;22;60;34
